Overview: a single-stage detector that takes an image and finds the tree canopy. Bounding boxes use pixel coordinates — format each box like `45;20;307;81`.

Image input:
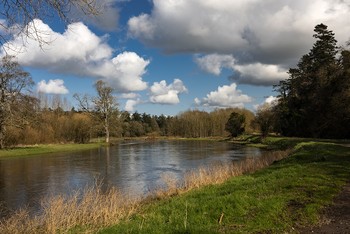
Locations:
225;112;246;137
273;23;350;138
0;55;36;148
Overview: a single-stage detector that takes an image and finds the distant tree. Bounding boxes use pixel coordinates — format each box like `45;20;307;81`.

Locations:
74;80;119;144
156;114;168;135
120;111;131;122
225;112;245;137
70;113;93;143
132;112;142;122
93;80;118;143
129;121;145;137
253;103;276;138
0;55;36;148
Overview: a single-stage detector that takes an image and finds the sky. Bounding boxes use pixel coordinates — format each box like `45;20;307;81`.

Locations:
1;0;350;116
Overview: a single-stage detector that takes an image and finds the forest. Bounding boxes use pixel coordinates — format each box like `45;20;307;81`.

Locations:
0;23;349;148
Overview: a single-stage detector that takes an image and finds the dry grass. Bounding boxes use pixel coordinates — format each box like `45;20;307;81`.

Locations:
0;185;140;234
182;150;290;190
0;150;290;233
152;149;291;198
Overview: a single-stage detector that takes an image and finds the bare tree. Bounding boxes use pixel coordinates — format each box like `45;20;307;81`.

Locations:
74;80;118;144
0;0;99;47
0;55;37;148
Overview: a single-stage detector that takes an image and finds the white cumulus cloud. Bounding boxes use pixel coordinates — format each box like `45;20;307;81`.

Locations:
149;79;187;105
37;79;69;94
254;96;279;110
124;98;143;112
1;19;149;92
128;0;350;85
196;54;288;85
108;51;149;91
128;0;350;58
72;0;121;31
195;83;252;108
119;92;140;99
195;54;235;76
231;63;289;86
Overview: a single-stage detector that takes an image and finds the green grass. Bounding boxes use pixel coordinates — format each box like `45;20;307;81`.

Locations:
99;141;350;233
0;143;104;158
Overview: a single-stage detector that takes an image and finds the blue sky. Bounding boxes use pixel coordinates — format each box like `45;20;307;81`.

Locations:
1;0;350;115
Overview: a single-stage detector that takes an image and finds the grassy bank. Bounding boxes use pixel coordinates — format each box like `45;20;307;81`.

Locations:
0;143;104;158
99;141;350;233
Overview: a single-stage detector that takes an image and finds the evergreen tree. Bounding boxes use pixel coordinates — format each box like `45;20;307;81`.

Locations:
274;23;350;138
225;112;245;137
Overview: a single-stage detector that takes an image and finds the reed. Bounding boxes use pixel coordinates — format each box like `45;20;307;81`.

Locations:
0;185;140;233
152;150;291;197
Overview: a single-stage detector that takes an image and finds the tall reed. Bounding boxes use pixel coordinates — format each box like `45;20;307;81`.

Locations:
182;150;290;191
153;150;291;197
0;185;140;233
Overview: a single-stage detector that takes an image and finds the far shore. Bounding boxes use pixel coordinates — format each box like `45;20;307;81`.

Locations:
0;142;104;158
0;136;229;158
1;135;349;159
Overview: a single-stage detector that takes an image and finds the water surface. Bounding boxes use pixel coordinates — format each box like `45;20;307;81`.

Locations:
0;140;262;216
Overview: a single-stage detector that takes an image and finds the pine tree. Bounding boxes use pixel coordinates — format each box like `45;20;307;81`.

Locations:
274;24;342;137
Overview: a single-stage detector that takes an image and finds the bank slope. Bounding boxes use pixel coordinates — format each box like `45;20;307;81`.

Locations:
99;142;350;233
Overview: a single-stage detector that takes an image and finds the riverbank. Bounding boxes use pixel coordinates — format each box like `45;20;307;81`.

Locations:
0;135;278;159
99;141;350;233
0;138;349;233
0;143;104;158
0;137;223;158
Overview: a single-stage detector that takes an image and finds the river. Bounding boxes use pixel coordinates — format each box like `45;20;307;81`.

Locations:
0;140;262;217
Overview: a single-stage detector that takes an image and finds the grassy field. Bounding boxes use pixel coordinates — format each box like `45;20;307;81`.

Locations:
0;143;104;158
99;141;350;233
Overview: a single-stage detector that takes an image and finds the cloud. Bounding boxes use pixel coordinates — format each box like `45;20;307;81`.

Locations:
1;19;149;92
254;96;279;110
119;92;140;99
264;96;279;105
128;0;350;71
37;79;69;94
125;98;142;112
108;51;149;91
0;19;7;34
149;79;187;104
195;54;235;76
72;0;121;31
195;83;252;108
230;63;289;86
196;54;288;85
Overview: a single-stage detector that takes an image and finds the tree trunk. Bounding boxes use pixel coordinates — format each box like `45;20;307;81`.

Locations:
105;116;110;144
105;126;110;144
0;125;5;149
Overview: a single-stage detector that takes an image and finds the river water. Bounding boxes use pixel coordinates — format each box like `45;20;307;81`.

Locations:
0;140;262;216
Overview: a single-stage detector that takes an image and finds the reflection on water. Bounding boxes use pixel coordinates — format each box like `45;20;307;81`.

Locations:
0;140;261;216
